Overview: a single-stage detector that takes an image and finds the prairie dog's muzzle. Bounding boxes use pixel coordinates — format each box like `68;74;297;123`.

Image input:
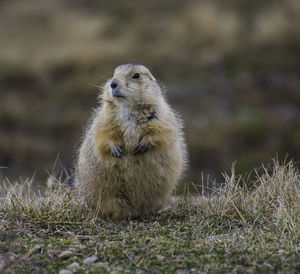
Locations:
110;79;124;98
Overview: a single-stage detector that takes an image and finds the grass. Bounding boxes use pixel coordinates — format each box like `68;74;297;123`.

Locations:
0;159;299;273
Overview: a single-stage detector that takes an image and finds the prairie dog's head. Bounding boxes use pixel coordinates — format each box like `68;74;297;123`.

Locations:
103;64;161;106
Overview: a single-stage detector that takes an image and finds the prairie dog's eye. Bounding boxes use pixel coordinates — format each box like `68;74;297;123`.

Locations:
132;73;140;79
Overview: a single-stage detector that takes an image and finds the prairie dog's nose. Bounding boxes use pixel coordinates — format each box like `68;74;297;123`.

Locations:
110;79;119;89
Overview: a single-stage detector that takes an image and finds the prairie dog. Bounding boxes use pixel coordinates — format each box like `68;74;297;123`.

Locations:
76;64;187;220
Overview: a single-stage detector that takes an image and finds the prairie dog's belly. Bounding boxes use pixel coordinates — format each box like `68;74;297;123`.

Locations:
102;153;171;205
103;148;171;184
121;120;141;153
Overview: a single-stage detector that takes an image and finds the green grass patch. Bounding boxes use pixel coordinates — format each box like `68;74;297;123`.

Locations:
1;159;299;273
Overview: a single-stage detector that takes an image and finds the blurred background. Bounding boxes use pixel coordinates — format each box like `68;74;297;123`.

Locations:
0;0;299;187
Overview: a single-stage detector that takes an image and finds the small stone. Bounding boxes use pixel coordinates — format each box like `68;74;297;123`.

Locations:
206;235;218;241
67;262;80;271
83;255;98;264
58;250;73;259
263;262;273;269
95;262;108;268
156;255;164;261
59;270;73;274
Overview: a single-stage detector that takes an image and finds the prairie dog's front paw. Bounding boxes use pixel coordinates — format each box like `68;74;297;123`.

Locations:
133;140;152;155
110;145;124;158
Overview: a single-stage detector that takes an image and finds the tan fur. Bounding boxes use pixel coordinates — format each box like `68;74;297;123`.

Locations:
76;64;187;220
